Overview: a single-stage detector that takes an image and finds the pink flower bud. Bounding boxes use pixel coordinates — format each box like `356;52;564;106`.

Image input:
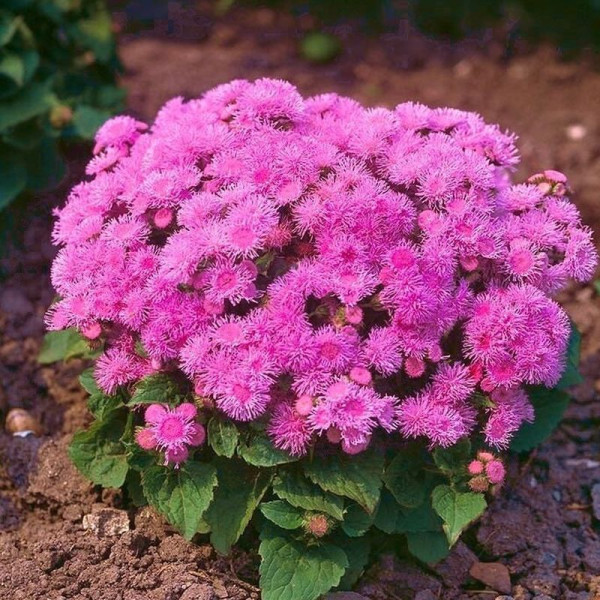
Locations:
135;427;157;450
342;437;370;455
81;322;102;340
153;208;173;229
165;445;189;466
305;514;330;538
460;255;479;272
405;356;425;378
175;402;197;420
188;423;206;446
485;459;506;484
468;460;484;475
295;395;314;416
349;366;372;386
345;305;363;325
145;404;167;425
477;451;494;463
326;427;341;444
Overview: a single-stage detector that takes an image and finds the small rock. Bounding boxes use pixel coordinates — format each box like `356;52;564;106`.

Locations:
591;483;600;520
470;561;512;594
532;596;554;600
180;583;215;600
566;124;587;141
495;597;514;600
83;507;130;536
5;408;43;437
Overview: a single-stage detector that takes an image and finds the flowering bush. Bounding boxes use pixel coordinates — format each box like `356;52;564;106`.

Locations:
46;79;596;600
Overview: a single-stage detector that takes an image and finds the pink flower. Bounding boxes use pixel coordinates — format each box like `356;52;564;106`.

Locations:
137;403;205;466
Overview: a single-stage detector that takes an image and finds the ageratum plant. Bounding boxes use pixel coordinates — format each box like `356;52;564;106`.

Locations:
46;79;597;600
0;0;122;209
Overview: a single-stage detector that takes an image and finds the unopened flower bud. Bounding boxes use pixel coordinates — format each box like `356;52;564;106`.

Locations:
485;459;506;484
49;105;73;128
468;475;489;493
304;514;330;538
295;395;313;416
468;459;484;475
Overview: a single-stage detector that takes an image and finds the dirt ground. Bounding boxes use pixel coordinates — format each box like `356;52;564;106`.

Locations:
2;4;600;599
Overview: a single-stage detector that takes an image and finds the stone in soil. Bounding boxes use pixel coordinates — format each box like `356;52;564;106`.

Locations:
469;561;512;594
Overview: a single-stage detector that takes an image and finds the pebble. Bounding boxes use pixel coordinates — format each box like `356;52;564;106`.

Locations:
83;507;130;536
566;124;587;141
5;408;43;437
469;561;512;594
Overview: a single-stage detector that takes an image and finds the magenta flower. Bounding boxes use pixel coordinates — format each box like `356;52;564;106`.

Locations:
46;79;597;457
135;403;205;466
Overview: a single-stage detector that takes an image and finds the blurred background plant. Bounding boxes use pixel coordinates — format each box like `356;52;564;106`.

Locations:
212;0;600;63
0;0;124;211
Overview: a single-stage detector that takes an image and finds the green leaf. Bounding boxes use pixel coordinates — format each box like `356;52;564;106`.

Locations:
72;105;111;140
129;374;181;405
127;445;156;472
341;503;374;537
0;148;26;208
0;51;25;87
333;534;370;590
0;80;55;132
432;438;471;480
260;500;304;530
142;461;217;540
374;490;442;534
510;386;570;452
383;451;426;508
87;392;123;421
0;14;19;47
557;322;583;389
273;470;344;520
207;417;239;458
38;328;91;363
238;434;298;467
68;410;129;488
304;449;384;514
431;485;486;546
126;470;147;507
204;458;272;554
79;368;100;395
406;531;450;564
259;525;348;600
68;9;115;63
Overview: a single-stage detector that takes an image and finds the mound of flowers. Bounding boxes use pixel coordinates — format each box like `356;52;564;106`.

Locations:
47;78;597;600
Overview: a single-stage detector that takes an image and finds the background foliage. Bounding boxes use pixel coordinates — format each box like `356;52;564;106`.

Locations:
0;0;123;210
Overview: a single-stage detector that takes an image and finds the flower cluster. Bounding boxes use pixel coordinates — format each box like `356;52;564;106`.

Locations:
48;78;597;461
468;451;506;492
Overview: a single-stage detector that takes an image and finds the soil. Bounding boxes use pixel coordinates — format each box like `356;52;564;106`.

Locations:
2;3;600;599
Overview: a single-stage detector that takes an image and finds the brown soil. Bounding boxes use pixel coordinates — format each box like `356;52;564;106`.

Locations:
2;4;600;599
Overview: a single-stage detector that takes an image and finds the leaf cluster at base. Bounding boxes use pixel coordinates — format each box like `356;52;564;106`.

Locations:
66;323;582;600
